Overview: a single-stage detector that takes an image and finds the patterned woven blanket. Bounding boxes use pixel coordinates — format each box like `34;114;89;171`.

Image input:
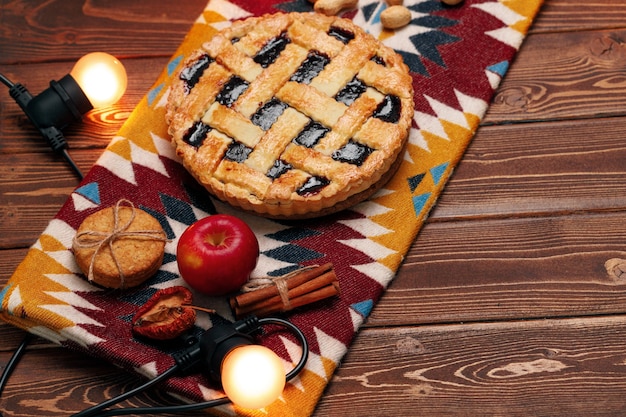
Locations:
0;1;542;415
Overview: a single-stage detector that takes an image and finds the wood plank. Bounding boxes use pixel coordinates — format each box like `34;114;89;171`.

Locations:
0;149;102;248
484;28;626;124
3;315;626;416
430;116;626;220
0;0;208;65
0;346;188;416
3;110;626;248
315;316;626;416
0;249;28;283
369;211;626;326
8;210;621;328
531;0;626;33
2;1;626;417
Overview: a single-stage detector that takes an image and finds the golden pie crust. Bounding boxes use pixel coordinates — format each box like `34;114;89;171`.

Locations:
166;12;414;219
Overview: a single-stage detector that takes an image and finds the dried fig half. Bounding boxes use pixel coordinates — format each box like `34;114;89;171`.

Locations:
132;286;197;340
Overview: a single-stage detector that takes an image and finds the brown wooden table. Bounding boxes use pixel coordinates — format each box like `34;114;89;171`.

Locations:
2;0;626;415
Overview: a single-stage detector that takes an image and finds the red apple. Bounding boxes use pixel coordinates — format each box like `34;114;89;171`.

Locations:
176;214;259;296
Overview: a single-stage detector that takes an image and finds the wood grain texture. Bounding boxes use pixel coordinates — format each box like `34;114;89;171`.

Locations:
0;348;191;417
315;316;626;417
484;29;626;124
373;211;626;326
430;116;626;220
0;0;208;64
2;0;626;416
531;0;626;33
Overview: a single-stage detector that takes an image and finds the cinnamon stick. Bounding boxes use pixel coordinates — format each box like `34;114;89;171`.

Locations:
244;281;340;318
231;263;334;309
233;270;338;315
229;263;340;318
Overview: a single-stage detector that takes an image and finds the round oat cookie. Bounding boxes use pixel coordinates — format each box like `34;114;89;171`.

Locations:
166;12;414;219
72;201;167;289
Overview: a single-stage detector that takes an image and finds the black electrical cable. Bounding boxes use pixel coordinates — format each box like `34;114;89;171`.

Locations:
0;73;14;88
72;317;310;417
2;74;307;414
0;333;32;398
71;364;181;417
96;396;232;417
61;147;84;180
1;72;84;180
258;316;310;380
0;72;84;411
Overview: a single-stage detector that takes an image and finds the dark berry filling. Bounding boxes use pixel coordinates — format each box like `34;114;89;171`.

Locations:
335;77;367;106
224;141;252;162
332;140;373;166
294;121;329;148
267;159;292;180
297;176;330;196
183;122;212;148
373;95;402;123
251;98;289;131
253;32;291;68
371;55;386;66
180;54;214;93
328;26;355;44
216;75;249;107
290;51;330;84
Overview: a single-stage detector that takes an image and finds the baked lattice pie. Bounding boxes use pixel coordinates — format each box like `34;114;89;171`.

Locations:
166;12;414;219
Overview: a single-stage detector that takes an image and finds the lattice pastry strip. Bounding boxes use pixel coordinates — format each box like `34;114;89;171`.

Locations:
214;160;272;200
202;102;264;149
281;143;359;190
203;35;263;83
245;108;311;174
309;32;378;97
230;12;292;57
276;81;348;128
234;43;309;118
315;87;385;155
167;60;231;139
357;60;414;99
166;12;414;219
287;19;345;59
187;130;231;182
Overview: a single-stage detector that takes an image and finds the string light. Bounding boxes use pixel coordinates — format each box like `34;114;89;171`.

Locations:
220;342;287;409
70;52;127;109
2;52;127;178
1;53;307;416
71;316;309;416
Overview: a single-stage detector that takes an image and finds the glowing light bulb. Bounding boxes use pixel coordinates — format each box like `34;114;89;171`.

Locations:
70;52;127;109
220;345;286;409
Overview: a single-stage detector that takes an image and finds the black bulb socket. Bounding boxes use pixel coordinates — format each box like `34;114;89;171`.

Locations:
8;74;93;153
199;320;258;384
26;74;93;129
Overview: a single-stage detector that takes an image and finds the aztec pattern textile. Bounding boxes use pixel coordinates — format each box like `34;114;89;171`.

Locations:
0;0;542;416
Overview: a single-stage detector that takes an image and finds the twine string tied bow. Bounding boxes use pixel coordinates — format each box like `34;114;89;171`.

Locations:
241;265;320;311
